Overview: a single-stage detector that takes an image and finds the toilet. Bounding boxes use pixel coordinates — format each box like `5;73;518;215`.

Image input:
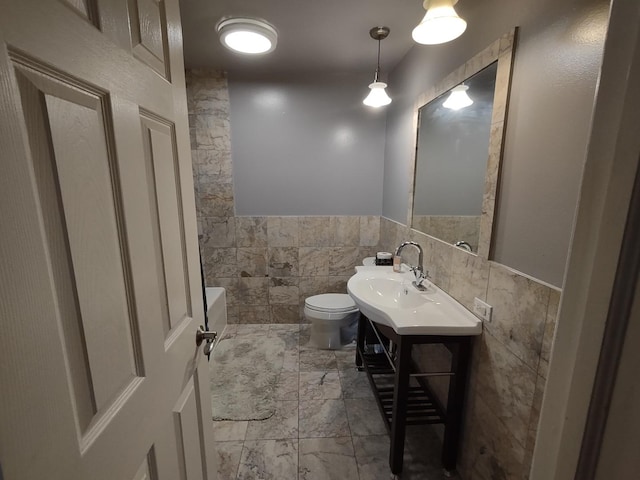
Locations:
304;293;360;349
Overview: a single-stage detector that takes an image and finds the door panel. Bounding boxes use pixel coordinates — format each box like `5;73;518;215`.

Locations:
174;379;205;480
44;81;141;411
12;62;100;438
0;0;216;478
60;0;99;27
140;113;191;335
14;59;148;436
128;0;170;78
132;448;158;480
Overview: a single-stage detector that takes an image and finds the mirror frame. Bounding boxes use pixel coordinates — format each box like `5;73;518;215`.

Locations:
407;29;517;260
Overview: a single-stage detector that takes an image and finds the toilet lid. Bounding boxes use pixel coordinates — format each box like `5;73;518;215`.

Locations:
305;294;358;313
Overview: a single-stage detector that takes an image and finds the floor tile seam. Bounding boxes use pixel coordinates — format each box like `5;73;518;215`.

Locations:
349;432;363;480
297;335;302;480
299;367;340;371
352;434;397;480
297;336;302;445
298;432;353;440
341;393;356;452
344;398;360;443
245;434;299;441
234;440;245;480
235;438;301;480
297;409;301;480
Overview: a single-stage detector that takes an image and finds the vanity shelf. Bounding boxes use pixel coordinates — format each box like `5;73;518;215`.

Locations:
356;315;473;476
359;351;447;426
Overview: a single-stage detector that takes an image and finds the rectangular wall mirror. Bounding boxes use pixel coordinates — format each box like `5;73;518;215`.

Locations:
408;30;516;259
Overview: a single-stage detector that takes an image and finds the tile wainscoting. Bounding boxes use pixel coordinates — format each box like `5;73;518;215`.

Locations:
200;214;380;324
378;216;560;480
411;215;480;253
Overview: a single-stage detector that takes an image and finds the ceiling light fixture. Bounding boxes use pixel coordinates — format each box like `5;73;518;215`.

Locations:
363;26;392;108
217;18;277;55
443;84;473;110
412;0;467;45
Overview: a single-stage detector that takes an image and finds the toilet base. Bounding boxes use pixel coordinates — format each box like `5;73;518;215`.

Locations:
311;323;342;350
307;311;359;350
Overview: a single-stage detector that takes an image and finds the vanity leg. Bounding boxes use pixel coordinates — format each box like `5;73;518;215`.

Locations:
390;337;412;474
355;313;367;369
442;337;472;472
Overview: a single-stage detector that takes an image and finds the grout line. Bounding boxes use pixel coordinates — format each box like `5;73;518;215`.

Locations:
297;329;302;480
234;441;244;479
338;346;363;480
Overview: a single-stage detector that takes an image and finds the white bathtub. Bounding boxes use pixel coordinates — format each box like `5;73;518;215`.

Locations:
205;287;227;336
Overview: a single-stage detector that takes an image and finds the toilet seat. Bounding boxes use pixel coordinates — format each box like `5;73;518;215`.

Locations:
304;293;358;314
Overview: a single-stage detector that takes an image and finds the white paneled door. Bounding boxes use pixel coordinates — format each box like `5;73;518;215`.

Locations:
0;1;217;479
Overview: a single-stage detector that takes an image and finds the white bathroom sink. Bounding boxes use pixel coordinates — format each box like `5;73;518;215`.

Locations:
360;277;435;310
347;266;482;336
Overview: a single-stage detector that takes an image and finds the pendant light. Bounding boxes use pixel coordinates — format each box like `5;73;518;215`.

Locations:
443;84;473;110
363;26;392;108
412;0;467;45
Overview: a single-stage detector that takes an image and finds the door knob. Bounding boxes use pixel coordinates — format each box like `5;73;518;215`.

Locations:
196;325;217;355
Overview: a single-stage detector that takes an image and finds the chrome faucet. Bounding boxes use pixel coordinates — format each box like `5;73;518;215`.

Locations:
394;241;429;291
454;240;472;252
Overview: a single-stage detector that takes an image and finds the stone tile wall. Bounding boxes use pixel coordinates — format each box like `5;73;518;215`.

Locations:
378;216;560;480
186;70;380;324
201;214;380;324
412;215;480;252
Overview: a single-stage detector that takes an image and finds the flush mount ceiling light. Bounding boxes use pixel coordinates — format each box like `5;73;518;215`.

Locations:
412;0;467;45
217;18;277;54
443;84;473;110
363;26;392;108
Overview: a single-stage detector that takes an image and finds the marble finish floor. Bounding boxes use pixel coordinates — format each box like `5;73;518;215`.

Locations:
211;324;452;479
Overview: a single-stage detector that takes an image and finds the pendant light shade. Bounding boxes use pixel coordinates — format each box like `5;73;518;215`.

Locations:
363;27;392;108
217;18;278;54
363;82;392;107
412;0;467;45
443;84;473;110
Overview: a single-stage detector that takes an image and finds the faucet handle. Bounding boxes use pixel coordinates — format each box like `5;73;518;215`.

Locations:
411;267;431;285
410;265;425;280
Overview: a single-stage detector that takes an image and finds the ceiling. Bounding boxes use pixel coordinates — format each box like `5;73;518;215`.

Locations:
179;0;429;76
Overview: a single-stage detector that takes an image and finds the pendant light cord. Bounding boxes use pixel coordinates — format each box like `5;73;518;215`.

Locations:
367;26;389;84
374;38;381;82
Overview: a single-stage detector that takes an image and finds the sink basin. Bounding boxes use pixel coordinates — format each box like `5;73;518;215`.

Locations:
347;265;482;336
361;277;434;310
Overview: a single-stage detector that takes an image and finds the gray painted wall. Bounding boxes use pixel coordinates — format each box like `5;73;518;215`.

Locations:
382;0;609;286
228;72;386;216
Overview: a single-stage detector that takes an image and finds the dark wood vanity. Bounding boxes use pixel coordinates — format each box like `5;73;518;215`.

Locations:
355;314;474;476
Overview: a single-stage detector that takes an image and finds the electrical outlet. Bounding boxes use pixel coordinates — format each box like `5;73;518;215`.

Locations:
473;297;493;322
